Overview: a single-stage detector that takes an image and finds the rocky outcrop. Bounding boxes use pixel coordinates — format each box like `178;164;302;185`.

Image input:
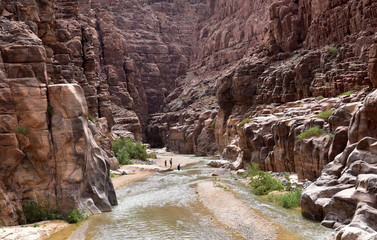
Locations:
0;18;116;226
151;0;376;181
300;56;377;239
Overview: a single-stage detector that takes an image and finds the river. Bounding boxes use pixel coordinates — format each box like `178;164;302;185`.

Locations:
55;152;331;240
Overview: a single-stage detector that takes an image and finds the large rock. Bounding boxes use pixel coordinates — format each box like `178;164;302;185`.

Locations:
49;84;117;214
0;20;117;226
302;88;377;238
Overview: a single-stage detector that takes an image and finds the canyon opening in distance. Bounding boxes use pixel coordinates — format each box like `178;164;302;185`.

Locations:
0;0;377;239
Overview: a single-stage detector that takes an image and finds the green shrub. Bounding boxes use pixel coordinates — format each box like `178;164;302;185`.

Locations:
47;103;54;116
296;126;326;142
250;171;284;195
338;90;355;97
324;45;338;56
267;190;302;209
86;113;95;122
21;201;61;224
238;118;253;127
245;163;261;178
112;138;148;165
209;120;216;131
316;95;324;100
16;126;30;135
148;152;157;159
317;109;334;120
66;209;86;224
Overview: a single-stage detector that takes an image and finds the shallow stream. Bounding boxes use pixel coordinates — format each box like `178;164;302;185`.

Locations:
57;152;331;240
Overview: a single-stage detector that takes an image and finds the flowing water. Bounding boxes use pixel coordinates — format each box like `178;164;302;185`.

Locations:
65;153;331;240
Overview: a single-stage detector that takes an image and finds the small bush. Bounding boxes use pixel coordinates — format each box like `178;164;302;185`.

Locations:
47;103;54;116
16;126;30;135
66;209;86;224
21;201;61;224
317;109;334;120
209;120;216;131
316;95;324;100
296;126;326;142
338;90;355;97
245;163;261;178
112;138;148;165
324;45;338;56
86;113;95;122
238;118;253;127
148;152;157;159
250;171;284;195
268;190;302;209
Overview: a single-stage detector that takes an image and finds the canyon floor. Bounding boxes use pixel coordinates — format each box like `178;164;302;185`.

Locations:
0;149;301;240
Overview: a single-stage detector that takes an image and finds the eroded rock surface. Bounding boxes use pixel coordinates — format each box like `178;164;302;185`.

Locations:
0;19;116;226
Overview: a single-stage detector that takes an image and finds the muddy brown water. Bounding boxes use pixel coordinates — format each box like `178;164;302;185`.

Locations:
51;152;331;240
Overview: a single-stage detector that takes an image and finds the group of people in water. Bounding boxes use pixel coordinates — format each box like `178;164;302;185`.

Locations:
164;158;181;170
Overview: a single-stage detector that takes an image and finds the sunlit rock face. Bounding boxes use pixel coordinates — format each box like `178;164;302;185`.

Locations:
0;17;116;226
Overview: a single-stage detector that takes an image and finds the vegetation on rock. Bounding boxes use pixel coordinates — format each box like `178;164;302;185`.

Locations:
238;118;253;127
338;90;356;97
296;126;326;142
324;45;338;56
112;138;148;165
16;126;30;135
317;109;334;120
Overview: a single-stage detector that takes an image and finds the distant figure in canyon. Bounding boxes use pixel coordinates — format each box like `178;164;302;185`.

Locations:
169;158;172;168
164;160;167;168
177;164;181;171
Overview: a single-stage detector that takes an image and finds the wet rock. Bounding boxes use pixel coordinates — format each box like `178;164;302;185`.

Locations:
207;160;230;168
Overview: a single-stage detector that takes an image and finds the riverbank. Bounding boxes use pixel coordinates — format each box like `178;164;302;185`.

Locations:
112;150;202;189
0;221;69;240
197;181;278;239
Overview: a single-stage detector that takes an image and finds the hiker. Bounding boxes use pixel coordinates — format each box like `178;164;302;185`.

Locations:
169;158;172;168
164;160;167;167
177;164;181;171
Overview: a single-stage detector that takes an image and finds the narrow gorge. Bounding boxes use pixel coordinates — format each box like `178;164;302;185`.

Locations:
0;0;377;239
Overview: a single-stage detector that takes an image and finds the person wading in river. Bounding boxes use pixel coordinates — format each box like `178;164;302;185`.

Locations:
177;164;181;171
164;160;167;168
169;158;172;168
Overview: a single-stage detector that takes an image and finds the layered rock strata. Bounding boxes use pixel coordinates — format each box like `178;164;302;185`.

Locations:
0;18;116;226
148;0;377;180
302;90;377;240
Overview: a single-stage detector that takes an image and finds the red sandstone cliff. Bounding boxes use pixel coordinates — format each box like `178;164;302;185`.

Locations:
1;0;377;238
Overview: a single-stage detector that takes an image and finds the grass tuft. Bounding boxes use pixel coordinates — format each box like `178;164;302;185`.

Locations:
267;190;302;209
317;109;334;120
209;120;216;131
324;45;338;56
238;118;253;127
16;126;30;135
296;126;326;142
86;113;95;122
338;90;355;97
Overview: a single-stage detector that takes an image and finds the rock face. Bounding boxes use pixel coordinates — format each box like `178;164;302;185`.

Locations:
300;50;377;239
0;17;116;226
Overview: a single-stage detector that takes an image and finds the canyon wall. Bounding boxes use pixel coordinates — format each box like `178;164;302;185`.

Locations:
0;18;116;225
146;0;377;238
148;0;377;177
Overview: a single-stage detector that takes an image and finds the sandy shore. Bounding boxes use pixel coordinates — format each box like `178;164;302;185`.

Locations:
0;221;69;240
112;149;202;189
197;181;278;240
